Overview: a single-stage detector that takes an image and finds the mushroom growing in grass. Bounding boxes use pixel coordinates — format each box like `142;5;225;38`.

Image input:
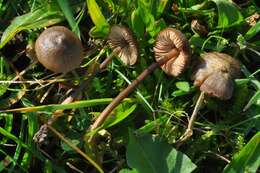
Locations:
9;26;83;83
33;25;139;144
89;27;191;132
35;26;84;73
178;52;240;143
107;25;138;66
87;25;139;74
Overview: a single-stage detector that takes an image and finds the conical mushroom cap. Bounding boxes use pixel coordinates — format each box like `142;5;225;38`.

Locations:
107;25;138;66
35;26;83;73
154;28;191;76
192;52;240;100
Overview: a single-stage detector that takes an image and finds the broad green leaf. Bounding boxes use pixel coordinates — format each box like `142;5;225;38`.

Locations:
149;18;167;39
138;1;156;37
244;21;260;40
223;132;260;173
138;0;152;11
171;86;196;98
135;116;168;135
0;8;64;49
102;104;137;129
175;81;190;92
126;133;197;173
155;0;169;18
131;7;145;38
87;0;109;38
211;0;244;28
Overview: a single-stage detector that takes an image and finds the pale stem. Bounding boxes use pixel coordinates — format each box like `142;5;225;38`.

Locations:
177;91;205;144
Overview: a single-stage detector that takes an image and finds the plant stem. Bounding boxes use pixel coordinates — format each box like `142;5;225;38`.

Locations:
177;91;205;144
89;49;179;131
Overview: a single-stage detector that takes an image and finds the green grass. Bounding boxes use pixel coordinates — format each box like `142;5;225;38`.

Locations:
0;0;259;172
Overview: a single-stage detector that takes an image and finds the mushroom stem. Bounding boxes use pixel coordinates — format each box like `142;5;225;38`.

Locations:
177;91;205;144
89;49;179;131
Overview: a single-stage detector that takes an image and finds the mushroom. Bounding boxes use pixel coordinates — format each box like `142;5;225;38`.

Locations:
35;26;83;73
154;28;191;76
178;52;240;143
89;27;191;133
94;25;139;71
33;25;138;144
107;25;138;66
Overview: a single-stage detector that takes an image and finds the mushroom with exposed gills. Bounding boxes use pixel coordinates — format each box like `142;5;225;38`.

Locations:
106;25;138;66
33;25;139;144
89;27;191;133
177;52;241;144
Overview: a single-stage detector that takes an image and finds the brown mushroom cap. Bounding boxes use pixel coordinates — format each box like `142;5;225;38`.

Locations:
154;28;191;76
192;52;241;100
35;26;83;73
107;25;138;66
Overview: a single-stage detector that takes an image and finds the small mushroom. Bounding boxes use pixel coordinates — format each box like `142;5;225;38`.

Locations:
35;26;83;73
192;52;240;100
89;25;139;72
178;52;240;144
154;28;191;76
89;27;191;134
107;25;138;66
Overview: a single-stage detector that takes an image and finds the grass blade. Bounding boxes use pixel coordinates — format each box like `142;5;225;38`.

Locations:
223;132;260;173
0;98;133;113
0;8;64;49
87;0;109;37
56;0;80;38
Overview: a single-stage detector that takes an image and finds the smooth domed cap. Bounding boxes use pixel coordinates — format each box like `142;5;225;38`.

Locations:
35;26;83;73
154;28;191;76
107;25;138;65
192;52;241;100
